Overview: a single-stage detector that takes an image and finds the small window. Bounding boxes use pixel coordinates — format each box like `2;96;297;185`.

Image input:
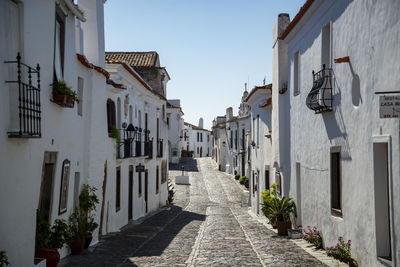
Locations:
106;99;116;135
265;167;270;190
294;51;300;96
330;147;342;216
197;132;199;142
230;130;233;148
54;6;65;82
156;166;159;194
201;133;203;142
116;167;121;212
257;115;260;147
167;117;169;128
77;77;83;116
129;105;133;124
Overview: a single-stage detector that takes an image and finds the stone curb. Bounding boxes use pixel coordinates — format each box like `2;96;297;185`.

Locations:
247;210;348;267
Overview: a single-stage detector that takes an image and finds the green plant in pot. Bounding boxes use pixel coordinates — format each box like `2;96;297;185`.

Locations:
265;196;296;236
68;208;87;255
261;183;278;228
79;184;99;249
35;210;70;267
52;80;79;106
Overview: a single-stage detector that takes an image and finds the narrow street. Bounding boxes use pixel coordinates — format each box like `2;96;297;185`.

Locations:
60;158;325;266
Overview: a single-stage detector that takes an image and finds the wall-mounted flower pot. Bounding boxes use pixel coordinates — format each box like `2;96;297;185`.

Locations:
53;94;74;108
276;221;292;236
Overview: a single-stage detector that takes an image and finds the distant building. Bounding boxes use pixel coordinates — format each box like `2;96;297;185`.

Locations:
183;120;213;158
166;99;184;164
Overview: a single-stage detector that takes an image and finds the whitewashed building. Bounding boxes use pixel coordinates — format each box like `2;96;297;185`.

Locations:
0;0;109;265
237;90;252;178
276;0;400;265
212;116;227;171
183;120;213;158
104;51;170;233
246;84;273;215
166;99;184;164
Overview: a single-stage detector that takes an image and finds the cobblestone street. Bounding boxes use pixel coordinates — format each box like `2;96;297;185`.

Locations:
60;158;325;266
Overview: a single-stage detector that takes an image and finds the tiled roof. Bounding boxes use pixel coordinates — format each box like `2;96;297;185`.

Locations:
244;83;272;102
105;52;158;67
77;54;109;79
279;0;314;40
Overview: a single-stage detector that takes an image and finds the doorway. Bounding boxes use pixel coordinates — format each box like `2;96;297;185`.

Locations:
373;142;392;261
145;170;148;213
38;152;57;222
128;165;133;220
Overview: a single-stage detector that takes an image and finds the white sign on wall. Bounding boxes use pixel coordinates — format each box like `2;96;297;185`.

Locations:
379;95;400;118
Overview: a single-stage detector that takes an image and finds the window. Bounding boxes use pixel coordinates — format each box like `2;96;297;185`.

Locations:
265;167;270;190
161;160;167;183
77;77;83;116
201;133;203;142
230;130;233;148
54;6;65;82
197;132;199;142
117;98;121;129
197;147;199;154
330;147;341;216
321;23;331;68
156;166;159;194
138;110;142;128
242;128;245;149
129;105;133;124
294;51;300;96
138;171;142;196
235;130;238;149
167;117;169;128
116;167;121;212
106;99;116;134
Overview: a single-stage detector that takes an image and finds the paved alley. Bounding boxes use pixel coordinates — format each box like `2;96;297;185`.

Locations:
60;158;325;267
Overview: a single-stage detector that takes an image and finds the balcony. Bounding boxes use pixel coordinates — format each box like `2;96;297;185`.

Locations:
306;64;333;113
157;139;163;158
5;53;41;138
117;124;153;159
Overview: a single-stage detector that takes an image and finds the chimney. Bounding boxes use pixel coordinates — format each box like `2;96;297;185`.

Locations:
226;107;233;121
199;118;204;129
79;0;105;67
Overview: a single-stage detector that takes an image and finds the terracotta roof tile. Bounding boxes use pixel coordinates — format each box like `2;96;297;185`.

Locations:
105;52;158;67
184;122;210;132
77;54;110;79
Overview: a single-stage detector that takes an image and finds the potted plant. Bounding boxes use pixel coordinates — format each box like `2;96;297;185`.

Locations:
265;197;296;235
68;208;86;255
35;210;70;267
52;80;79;107
261;184;278;228
79;184;99;249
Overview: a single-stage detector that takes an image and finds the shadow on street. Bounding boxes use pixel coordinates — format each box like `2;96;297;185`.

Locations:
169;157;199;172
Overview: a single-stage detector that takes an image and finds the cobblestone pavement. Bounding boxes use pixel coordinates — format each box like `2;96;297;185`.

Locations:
59;158;326;267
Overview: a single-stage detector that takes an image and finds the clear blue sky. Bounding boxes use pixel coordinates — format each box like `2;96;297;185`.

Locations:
104;0;304;129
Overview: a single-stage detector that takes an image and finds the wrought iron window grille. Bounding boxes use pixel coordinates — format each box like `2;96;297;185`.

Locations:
5;53;41;138
306;64;333;113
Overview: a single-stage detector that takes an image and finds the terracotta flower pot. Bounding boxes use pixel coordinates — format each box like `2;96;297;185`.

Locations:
84;234;93;249
35;248;60;267
70;237;85;255
276;221;292;236
54;93;66;103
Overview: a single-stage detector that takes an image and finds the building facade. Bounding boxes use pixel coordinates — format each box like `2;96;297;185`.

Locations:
276;1;400;265
166;99;184;164
183;120;213;158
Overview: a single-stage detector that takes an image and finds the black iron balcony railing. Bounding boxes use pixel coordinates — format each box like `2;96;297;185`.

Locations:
157;139;163;158
5;53;41;138
306;64;333;113
116;124;152;159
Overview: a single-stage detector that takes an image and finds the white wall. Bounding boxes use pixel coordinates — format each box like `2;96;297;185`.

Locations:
282;1;400;265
